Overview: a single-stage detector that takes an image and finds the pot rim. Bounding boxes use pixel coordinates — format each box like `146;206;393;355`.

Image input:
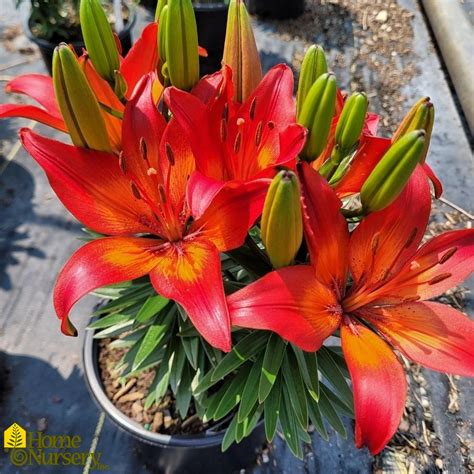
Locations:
24;3;137;48
83;326;233;448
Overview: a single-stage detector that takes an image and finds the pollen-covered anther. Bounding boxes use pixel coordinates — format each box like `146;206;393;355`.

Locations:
222;103;229;122
147;167;158;176
255;121;263;147
249;97;257;120
428;272;452;285
439;247;458;264
267;121;275;130
237;117;245;127
130;182;141;200
234;132;242;154
371;232;381;254
165;142;175;166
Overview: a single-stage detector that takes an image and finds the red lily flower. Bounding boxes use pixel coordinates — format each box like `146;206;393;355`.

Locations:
20;73;267;352
0;22;160;132
227;162;474;453
165;64;307;186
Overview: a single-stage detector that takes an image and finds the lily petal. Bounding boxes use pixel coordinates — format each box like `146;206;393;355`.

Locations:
149;238;231;352
422;163;443;198
341;322;406;455
349;166;431;291
298;162;350;294
120;23;159;98
20;128;158;235
228;266;342;351
186;172;226;220
334;135;391;198
362;302;474;377
190;178;269;251
1;74;66;131
55;237;161;336
376;229;474;302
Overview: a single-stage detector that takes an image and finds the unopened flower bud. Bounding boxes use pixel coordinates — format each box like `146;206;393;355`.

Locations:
155;0;168;21
53;44;111;152
335;92;368;154
261;170;303;269
298;73;337;162
223;0;262;103
80;0;120;85
392;97;434;164
165;0;200;91
296;45;328;119
360;130;425;212
158;4;169;64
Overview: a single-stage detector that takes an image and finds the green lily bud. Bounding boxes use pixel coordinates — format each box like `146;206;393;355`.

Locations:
158;5;169;64
298;73;337;162
392;97;434;164
261;170;303;269
165;0;199;91
53;44;111;152
360;130;425;212
335;92;368;154
296;45;328;120
80;0;120;85
155;0;168;21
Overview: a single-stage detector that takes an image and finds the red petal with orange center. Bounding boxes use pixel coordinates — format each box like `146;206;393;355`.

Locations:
228;266;341;351
341;322;406;455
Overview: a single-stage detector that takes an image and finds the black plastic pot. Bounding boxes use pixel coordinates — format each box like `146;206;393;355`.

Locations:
24;7;136;76
247;0;305;19
83;328;266;474
194;3;229;76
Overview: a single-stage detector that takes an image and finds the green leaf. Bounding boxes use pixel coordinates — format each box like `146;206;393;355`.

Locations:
240;404;264;440
169;340;187;394
324;346;350;378
193;369;216;395
258;334;287;403
201;340;223;367
322;383;354;417
181;336;200;370
292;346;320;401
238;354;264;422
213;363;252;421
211;332;268;382
154;343;175;401
175;363;193;417
92;320;134;339
318;386;347;437
93;285;154;315
134;295;170;325
132;311;173;371
307;393;328;441
280;385;303;459
318;347;352;409
264;373;282;442
87;312;133;330
282;351;308;430
221;415;239;452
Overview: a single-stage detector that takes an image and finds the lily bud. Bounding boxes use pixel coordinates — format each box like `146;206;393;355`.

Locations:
158;4;169;64
296;45;328;119
80;0;120;85
298;73;337;162
223;0;263;103
335;92;368;154
165;0;200;91
261;170;303;269
360;130;425;212
53;44;111;152
155;0;168;21
392;97;434;163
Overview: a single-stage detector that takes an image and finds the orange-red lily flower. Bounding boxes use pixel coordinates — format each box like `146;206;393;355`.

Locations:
165;64;307;187
227;162;474;453
20;73;267;352
0;22;160;134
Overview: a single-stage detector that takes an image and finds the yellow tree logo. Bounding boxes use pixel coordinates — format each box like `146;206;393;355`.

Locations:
4;423;26;448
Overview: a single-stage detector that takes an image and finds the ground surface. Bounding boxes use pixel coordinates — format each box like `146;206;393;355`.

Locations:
0;0;472;473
